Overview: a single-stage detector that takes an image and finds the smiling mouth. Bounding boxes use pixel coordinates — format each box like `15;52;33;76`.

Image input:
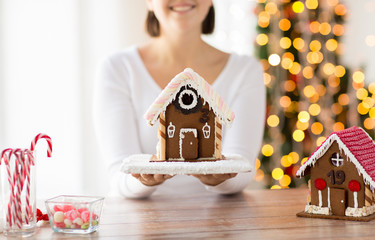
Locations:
169;5;196;12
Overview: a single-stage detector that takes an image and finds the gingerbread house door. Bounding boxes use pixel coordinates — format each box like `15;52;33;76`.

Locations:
330;188;346;216
179;128;198;160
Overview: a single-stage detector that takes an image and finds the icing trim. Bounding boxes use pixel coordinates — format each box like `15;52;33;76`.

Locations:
179;128;198;160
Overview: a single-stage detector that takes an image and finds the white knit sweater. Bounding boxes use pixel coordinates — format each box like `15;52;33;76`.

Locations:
93;46;265;198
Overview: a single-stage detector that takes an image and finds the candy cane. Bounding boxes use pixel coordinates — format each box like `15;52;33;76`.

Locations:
23;149;34;224
30;133;52;157
13;149;24;229
1;148;14;227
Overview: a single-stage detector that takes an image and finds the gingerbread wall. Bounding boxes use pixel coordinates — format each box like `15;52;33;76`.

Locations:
310;141;365;209
164;101;216;160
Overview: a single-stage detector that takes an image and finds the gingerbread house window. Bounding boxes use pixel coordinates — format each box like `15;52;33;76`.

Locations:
330;153;343;167
173;87;202;114
178;89;197;109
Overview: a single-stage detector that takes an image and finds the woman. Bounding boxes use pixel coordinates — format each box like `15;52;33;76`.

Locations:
94;0;265;198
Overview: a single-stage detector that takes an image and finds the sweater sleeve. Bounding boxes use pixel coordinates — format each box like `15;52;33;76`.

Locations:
204;58;266;194
93;56;157;198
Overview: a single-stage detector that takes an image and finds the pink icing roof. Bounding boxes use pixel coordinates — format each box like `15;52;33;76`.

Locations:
144;68;235;126
297;126;375;189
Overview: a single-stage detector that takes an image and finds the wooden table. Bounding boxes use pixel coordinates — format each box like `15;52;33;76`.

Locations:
27;188;375;239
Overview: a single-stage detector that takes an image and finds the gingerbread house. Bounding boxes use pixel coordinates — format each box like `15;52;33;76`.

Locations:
296;126;375;221
144;68;235;161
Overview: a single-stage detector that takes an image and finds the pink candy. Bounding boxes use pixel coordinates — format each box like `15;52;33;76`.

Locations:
52;204;98;230
65;210;79;221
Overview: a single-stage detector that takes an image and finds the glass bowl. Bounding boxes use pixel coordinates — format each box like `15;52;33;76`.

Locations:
45;195;104;234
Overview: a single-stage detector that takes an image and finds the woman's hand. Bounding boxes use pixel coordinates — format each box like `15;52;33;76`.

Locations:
192;173;238;186
131;174;174;187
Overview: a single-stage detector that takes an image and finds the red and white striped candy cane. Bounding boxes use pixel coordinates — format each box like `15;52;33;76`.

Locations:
13;149;24;229
30;133;52;157
1;148;14;227
23;149;34;224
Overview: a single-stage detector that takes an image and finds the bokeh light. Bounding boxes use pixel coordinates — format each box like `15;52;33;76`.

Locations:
356;88;368;100
303;85;316;98
306;0;319;9
310;21;320;33
364;118;375;130
316;137;326;146
326;39;338;51
292;1;305;13
280;96;292;108
303;66;314;79
319;22;331;35
310;40;321;52
308;104;321;116
280;37;292;49
265;2;278;15
338;94;350;105
256;33;269;46
293;38;305;51
293;129;305;142
333;122;345;131
333;24;344;36
279;19;291;31
279;175;292;187
353;71;365;83
298;111;310;123
284;80;296;91
267;115;280;127
269;54;281;66
262;144;274;157
272;168;284;180
311;122;323;135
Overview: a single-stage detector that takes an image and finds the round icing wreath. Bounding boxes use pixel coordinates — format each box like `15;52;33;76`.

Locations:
173;86;202;114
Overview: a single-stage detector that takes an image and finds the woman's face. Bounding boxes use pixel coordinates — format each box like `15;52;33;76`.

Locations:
147;0;212;35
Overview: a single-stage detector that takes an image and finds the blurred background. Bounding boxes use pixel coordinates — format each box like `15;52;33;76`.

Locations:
0;0;374;198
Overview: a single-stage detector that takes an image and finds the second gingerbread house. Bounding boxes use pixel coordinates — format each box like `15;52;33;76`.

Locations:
296;126;375;221
144;68;235;161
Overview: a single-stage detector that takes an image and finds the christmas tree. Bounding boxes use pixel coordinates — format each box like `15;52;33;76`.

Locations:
254;0;375;189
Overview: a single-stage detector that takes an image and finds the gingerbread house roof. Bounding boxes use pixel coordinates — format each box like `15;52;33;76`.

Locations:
144;68;235;126
296;126;375;189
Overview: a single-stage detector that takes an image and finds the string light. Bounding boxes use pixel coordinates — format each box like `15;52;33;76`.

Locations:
262;144;274;157
279;175;292;187
293;129;305;142
272;168;284;180
256;33;269;46
311;122;323;135
353;71;365;83
267;114;280;127
326;39;338;51
308;103;321;116
306;0;319;9
316;137;326;146
292;1;304;13
269;54;281;66
279;19;291;31
338;94;350;105
303;66;314;79
280;37;292;49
